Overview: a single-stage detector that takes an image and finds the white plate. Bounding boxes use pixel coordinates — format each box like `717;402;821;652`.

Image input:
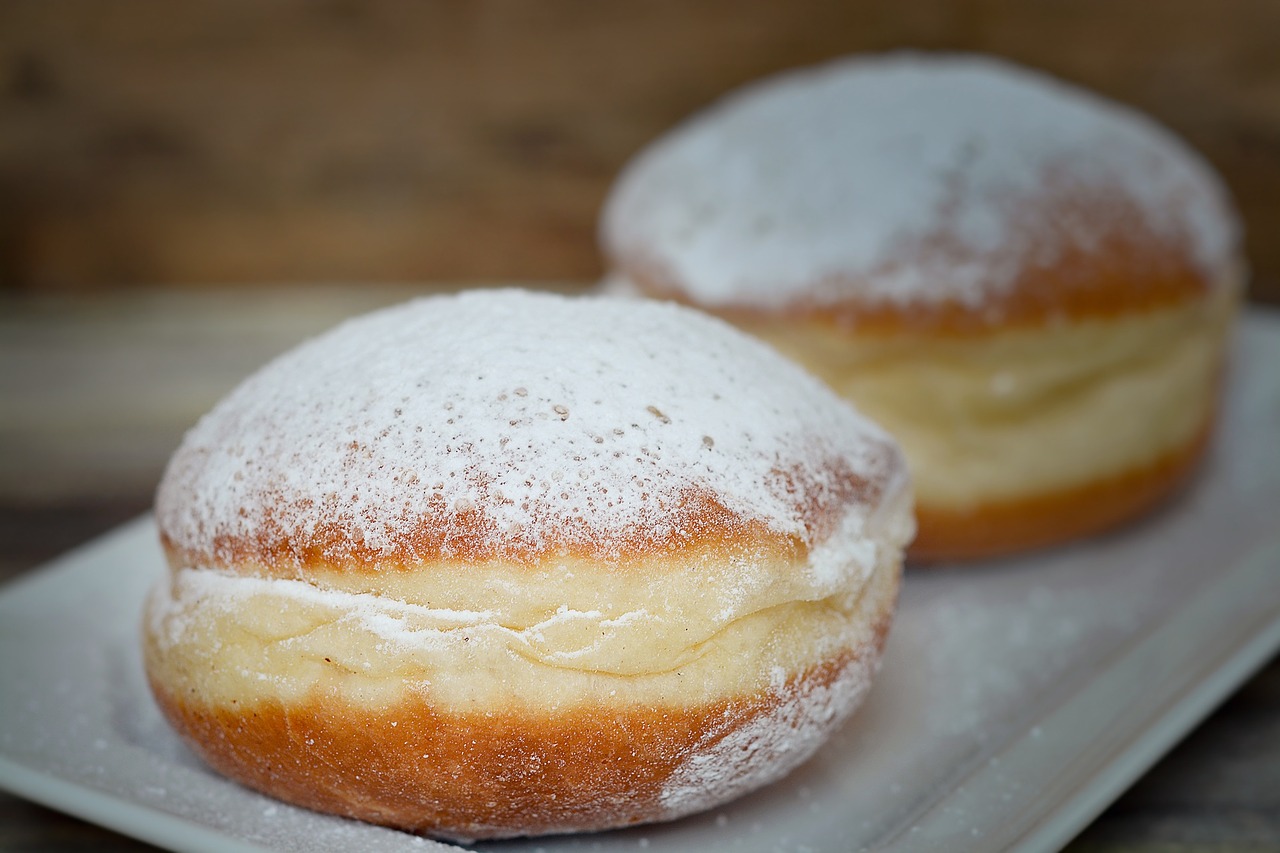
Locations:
2;312;1279;853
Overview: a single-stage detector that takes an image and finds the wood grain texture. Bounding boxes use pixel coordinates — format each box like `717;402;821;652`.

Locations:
1;0;1278;301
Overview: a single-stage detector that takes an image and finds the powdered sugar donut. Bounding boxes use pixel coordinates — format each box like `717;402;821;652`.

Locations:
144;289;913;841
602;53;1243;560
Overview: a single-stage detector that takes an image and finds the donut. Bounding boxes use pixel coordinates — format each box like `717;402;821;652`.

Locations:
143;289;913;841
600;53;1243;561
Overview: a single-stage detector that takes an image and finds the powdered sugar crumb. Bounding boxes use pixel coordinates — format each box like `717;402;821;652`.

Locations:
659;652;876;819
157;290;905;566
603;52;1238;311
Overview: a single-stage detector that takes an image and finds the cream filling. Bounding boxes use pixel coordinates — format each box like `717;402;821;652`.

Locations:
747;287;1236;510
145;490;912;714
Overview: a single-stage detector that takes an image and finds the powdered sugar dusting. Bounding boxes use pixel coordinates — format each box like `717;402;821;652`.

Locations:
602;52;1238;310
659;652;876;819
157;289;905;566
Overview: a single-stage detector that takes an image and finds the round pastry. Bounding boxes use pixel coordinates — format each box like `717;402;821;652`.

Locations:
601;53;1243;561
144;289;913;841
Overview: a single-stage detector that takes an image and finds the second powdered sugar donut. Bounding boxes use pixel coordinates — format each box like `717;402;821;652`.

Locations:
602;53;1243;561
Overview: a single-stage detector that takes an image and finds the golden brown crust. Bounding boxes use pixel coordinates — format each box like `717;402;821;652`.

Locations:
908;420;1211;562
148;680;778;840
146;611;893;842
159;451;898;576
158;489;778;577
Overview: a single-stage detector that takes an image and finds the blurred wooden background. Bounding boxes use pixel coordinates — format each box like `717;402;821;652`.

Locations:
2;0;1279;299
2;5;1280;848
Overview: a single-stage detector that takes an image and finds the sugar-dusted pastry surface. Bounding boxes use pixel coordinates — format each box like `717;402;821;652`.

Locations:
157;290;906;569
602;53;1239;329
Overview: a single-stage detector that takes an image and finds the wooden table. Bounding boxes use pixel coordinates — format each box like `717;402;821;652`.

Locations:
1;285;1277;851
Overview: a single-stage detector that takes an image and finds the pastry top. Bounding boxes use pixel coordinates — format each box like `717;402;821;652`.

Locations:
156;289;908;573
602;53;1241;331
